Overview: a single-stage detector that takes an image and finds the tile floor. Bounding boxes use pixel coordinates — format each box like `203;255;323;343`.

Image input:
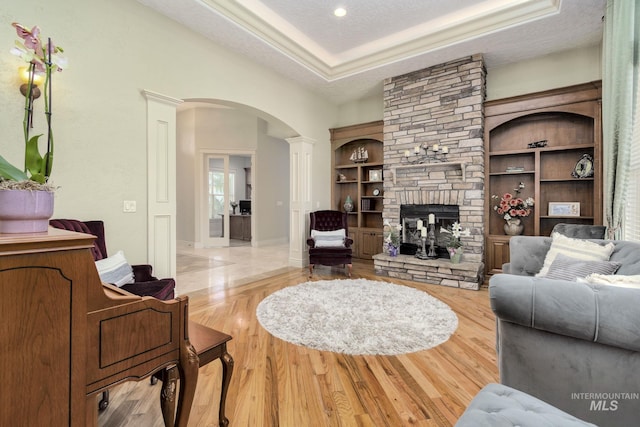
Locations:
175;240;293;295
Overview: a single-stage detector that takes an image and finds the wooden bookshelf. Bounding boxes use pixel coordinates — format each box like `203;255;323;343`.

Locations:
330;121;384;259
484;82;603;274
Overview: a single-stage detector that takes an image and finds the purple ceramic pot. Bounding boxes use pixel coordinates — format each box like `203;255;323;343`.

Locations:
0;189;54;233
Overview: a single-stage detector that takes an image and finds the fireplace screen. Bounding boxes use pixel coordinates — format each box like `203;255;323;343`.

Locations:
400;204;460;257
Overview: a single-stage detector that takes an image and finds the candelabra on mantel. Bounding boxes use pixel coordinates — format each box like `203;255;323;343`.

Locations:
427;224;437;258
402;143;449;164
415;234;429;260
415;214;438;260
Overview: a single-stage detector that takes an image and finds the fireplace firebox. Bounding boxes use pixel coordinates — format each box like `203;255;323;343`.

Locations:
399;204;460;258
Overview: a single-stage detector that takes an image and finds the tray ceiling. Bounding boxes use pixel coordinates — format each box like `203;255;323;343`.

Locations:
138;0;605;104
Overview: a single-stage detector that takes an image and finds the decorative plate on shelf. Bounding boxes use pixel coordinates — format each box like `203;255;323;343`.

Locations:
373;188;381;196
571;154;594;178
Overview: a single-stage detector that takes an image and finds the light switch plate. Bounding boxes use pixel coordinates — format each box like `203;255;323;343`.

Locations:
123;200;137;213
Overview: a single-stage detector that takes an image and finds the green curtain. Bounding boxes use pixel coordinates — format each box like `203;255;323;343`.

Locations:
603;0;639;239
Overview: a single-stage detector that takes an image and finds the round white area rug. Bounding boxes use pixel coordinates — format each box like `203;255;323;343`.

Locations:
256;279;458;355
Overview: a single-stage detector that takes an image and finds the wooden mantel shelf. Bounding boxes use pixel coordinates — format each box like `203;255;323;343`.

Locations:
391;161;466;184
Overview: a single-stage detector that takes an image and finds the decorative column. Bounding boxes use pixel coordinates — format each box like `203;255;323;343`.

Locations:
142;90;183;279
286;136;315;267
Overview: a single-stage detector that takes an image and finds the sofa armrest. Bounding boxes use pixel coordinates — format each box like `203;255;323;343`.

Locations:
489;274;640;353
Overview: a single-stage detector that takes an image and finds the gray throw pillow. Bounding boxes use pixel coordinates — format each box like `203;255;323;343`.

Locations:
545;253;621;282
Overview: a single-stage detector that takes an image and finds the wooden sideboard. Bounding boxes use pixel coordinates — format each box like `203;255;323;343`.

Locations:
229;214;251;241
0;228;198;426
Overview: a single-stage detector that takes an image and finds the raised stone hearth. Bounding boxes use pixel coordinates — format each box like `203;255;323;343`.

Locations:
373;254;483;290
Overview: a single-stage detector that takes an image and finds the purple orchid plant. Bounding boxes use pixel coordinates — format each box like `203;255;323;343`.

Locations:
0;22;67;188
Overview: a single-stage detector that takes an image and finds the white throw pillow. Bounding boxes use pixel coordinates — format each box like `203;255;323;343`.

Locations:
95;250;135;287
578;273;640;289
311;229;346;239
314;240;347;248
311;228;346;248
536;232;615;277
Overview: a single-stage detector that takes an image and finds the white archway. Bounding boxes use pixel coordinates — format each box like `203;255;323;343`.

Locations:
144;93;314;277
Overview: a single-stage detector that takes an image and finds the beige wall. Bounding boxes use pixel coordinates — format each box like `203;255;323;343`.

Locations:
486;45;602;101
176;109;197;245
336;93;384;128
335;45;603;127
255;120;290;245
1;0;336;263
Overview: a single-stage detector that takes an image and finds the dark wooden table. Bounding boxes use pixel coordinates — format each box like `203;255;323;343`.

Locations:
160;321;234;426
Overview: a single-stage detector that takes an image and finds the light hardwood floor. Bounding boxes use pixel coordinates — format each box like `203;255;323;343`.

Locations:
98;260;498;427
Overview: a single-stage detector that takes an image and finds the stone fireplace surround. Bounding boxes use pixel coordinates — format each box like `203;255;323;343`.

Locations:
373;54;485;290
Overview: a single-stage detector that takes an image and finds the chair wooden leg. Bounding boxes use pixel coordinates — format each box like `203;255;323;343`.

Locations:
347;263;352;278
308;264;314;277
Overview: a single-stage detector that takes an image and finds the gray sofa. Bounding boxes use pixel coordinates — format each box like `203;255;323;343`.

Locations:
490;235;640;426
456;383;597;426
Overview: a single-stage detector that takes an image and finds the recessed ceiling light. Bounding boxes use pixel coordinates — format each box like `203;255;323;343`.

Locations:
334;7;347;17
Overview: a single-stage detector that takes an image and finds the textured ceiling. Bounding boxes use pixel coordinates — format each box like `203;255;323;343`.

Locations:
138;0;605;105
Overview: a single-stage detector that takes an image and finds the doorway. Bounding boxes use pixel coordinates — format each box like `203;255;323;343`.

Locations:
202;152;253;248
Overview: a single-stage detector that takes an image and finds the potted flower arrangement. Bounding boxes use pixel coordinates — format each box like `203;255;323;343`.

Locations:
383;220;401;256
440;221;471;263
0;22;67;233
491;182;535;235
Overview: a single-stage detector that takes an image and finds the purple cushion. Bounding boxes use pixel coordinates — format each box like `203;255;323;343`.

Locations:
122;278;175;300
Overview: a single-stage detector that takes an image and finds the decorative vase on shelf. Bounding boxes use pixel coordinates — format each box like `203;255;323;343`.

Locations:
343;195;354;212
0;189;54;233
504;218;524;236
447;247;463;264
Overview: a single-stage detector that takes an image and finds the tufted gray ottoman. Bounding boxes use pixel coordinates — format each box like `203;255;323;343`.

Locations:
455;383;598;427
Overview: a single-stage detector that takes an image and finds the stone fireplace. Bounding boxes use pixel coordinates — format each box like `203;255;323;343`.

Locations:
373;54;486;290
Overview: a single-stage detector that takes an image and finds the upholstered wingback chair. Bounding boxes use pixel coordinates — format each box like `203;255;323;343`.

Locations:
307;210;353;277
50;219;175;300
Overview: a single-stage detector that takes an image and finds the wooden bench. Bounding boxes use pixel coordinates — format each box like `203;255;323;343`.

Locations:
160;321;234;427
